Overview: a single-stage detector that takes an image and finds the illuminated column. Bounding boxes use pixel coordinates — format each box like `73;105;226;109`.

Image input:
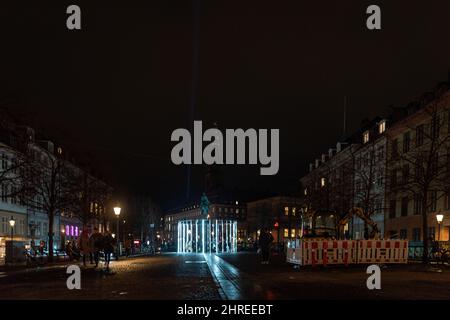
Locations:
209;221;212;253
215;220;218;254
229;220;232;252
181;221;184;253
225;220;228;252
189;220;192;251
202;219;205;253
221;220;224;253
177;222;180;253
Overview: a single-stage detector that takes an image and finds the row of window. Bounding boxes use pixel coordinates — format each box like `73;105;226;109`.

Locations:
389;226;447;241
284;206;298;216
212;207;245;214
388;191;449;218
362;120;386;144
391;113;449;157
282;228;302;238
0;216;27;235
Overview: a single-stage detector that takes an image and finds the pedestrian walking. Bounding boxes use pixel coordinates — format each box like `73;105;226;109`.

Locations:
258;228;274;264
77;228;92;267
125;238;132;257
90;227;103;268
102;231;115;272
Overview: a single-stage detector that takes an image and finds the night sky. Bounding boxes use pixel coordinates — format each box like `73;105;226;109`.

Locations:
1;0;450;210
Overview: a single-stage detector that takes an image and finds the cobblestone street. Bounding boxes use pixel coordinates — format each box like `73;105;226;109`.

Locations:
1;252;450;300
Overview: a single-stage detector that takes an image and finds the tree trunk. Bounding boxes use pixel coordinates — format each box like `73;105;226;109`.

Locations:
48;210;54;262
421;193;429;264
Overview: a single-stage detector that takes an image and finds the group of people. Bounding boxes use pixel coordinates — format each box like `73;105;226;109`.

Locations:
66;227;115;271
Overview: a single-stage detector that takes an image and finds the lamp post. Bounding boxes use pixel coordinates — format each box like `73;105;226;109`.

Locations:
436;213;444;241
9;216;15;263
114;207;121;260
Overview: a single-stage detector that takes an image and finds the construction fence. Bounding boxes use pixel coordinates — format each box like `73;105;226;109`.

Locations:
286;239;408;266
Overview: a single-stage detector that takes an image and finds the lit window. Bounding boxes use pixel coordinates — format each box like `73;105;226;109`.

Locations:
291;229;296;238
379;120;386;134
292;207;296;216
363;131;369;144
284;228;289;237
320;177;326;187
304;188;307;196
57;147;63;155
284;207;289;216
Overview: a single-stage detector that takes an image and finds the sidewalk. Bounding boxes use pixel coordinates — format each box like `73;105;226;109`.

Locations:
0;252;153;275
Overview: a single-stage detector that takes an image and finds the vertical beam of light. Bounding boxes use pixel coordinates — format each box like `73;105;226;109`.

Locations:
195;220;198;253
229;220;232;252
202;219;205;253
227;220;229;253
226;220;228;252
177;222;180;253
183;221;186;253
215;220;218;254
221;220;224;253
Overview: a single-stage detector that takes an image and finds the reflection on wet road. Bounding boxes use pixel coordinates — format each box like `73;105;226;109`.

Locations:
204;253;277;300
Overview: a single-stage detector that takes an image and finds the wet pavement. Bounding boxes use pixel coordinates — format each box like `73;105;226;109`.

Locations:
0;254;221;300
1;252;450;299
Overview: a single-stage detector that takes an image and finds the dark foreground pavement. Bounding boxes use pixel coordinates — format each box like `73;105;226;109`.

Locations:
1;252;450;299
0;254;221;299
218;252;450;299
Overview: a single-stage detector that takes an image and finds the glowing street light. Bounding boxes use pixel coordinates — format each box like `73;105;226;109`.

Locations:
9;216;15;263
436;213;444;241
114;206;121;260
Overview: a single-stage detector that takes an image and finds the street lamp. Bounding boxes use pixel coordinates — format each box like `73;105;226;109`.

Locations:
436;213;444;241
9;216;15;240
114;207;121;260
9;216;15;263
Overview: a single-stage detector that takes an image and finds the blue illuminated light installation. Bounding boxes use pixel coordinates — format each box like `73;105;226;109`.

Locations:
177;219;237;254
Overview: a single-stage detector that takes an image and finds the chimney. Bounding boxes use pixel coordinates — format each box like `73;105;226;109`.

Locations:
309;163;314;172
336;142;341;153
321;154;327;163
315;159;320;168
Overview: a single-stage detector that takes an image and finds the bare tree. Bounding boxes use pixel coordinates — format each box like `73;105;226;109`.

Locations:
0;112;33;202
68;171;112;231
387;96;450;263
351;139;385;239
22;145;74;262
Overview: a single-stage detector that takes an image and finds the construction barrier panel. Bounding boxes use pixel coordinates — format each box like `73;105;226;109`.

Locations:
357;240;408;264
286;239;408;266
302;240;357;266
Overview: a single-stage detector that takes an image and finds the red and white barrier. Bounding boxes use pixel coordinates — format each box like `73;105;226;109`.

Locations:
302;240;357;266
286;239;408;266
357;240;408;264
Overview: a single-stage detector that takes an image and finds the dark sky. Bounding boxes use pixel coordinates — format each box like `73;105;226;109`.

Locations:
1;0;450;209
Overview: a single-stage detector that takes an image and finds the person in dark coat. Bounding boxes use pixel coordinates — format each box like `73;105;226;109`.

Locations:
102;232;115;272
259;228;274;264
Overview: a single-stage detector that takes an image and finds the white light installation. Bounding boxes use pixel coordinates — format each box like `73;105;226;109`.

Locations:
177;219;238;254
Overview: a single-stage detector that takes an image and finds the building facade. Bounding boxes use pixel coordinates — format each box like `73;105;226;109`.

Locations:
385;86;450;242
0;113;112;264
246;196;302;244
